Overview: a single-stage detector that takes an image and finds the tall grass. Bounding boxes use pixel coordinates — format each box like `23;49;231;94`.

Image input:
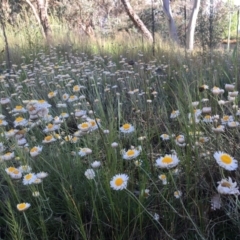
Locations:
0;21;240;240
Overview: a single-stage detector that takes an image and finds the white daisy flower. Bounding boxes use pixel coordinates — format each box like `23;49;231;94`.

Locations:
30;146;43;157
4;129;18;138
225;84;235;91
156;154;179;169
175;135;186;147
211;86;224;95
217;177;239;195
202;115;213;123
170;110;180;119
60;112;69;119
32;191;40;197
17;202;31;211
78;148;92;157
160;134;170;141
122;147;141;160
78;122;92;132
227;121;240;128
159;174;168;185
2;152;15;161
36;100;51;108
42;135;56;144
174;190;182;198
0;98;10;105
9;169;22;179
12;105;27;113
67;95;78;102
14;117;28;127
36;172;48;179
87;118;100;131
17;138;28;146
111;142;118;148
134;159;143;167
0;119;8;126
192;101;199;107
120;123;135;133
48;91;58;99
153;213;160;221
84;169;95;179
62;93;69;101
23;173;37;185
18;165;32;173
73;85;81;92
211;194;221;210
91;161;101;168
214;151;238;171
5;166;18;175
110;173;129;190
221;115;234;125
212;125;225;133
43;123;60;133
75;109;87;118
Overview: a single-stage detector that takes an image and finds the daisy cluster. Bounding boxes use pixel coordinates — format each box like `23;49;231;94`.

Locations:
0;50;239;220
166;83;240;207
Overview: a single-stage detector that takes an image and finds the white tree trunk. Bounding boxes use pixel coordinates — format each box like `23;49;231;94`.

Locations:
161;0;179;43
25;0;46;39
36;0;52;42
186;0;201;51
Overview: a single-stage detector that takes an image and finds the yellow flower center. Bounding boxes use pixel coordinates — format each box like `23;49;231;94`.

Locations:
70;96;75;99
223;116;229;121
16;117;24;122
45;136;53;141
205;115;211;119
30;147;38;152
0;119;2;124
17;203;27;210
127;150;135;156
221;182;231;188
115;178;123;186
15;105;23;110
47;124;53;129
81;122;89;129
90;121;96;127
73;86;79;91
220;154;232;164
162;156;173;164
8;167;17;173
5;152;11;156
160;174;166;180
25;174;33;180
48;92;54;96
123;124;130;130
13;169;20;174
38;100;45;104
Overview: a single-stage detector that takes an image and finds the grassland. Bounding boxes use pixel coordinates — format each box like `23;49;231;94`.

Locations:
0;24;240;240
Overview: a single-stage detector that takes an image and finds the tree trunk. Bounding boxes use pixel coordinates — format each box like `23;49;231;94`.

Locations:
186;0;201;51
36;0;52;42
161;0;179;43
25;0;46;39
121;0;153;42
